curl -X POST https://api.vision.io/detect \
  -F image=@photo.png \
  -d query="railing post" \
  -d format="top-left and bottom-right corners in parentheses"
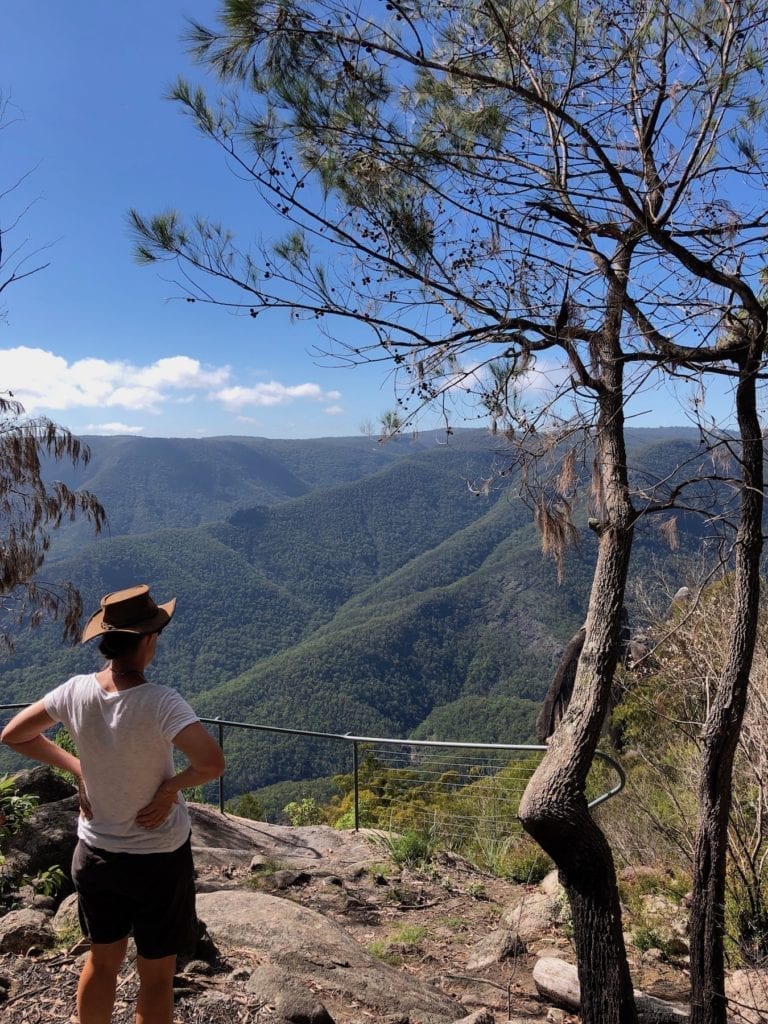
top-left (216, 718), bottom-right (225, 814)
top-left (353, 740), bottom-right (360, 832)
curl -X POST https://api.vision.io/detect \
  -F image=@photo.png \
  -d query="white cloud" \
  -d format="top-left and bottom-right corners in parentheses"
top-left (0, 346), bottom-right (346, 427)
top-left (216, 381), bottom-right (342, 409)
top-left (324, 404), bottom-right (344, 415)
top-left (0, 346), bottom-right (232, 414)
top-left (135, 355), bottom-right (229, 390)
top-left (83, 422), bottom-right (145, 435)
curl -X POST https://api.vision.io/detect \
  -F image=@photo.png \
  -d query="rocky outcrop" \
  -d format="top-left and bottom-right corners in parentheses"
top-left (0, 767), bottom-right (700, 1024)
top-left (1, 794), bottom-right (79, 887)
top-left (197, 890), bottom-right (463, 1023)
top-left (189, 804), bottom-right (383, 872)
top-left (7, 766), bottom-right (76, 806)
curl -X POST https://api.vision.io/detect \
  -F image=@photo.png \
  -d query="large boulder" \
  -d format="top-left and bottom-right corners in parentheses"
top-left (52, 893), bottom-right (80, 935)
top-left (500, 890), bottom-right (563, 944)
top-left (188, 804), bottom-right (380, 872)
top-left (245, 964), bottom-right (335, 1023)
top-left (725, 969), bottom-right (768, 1024)
top-left (1, 795), bottom-right (79, 886)
top-left (10, 766), bottom-right (76, 805)
top-left (0, 909), bottom-right (55, 954)
top-left (197, 890), bottom-right (463, 1023)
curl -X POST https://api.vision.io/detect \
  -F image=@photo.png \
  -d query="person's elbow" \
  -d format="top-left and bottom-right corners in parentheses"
top-left (174, 722), bottom-right (226, 782)
top-left (1, 721), bottom-right (29, 750)
top-left (194, 746), bottom-right (225, 782)
top-left (1, 702), bottom-right (54, 750)
top-left (209, 747), bottom-right (226, 780)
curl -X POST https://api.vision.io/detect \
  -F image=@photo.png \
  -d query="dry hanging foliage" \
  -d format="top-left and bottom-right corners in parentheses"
top-left (0, 393), bottom-right (105, 650)
top-left (534, 494), bottom-right (579, 584)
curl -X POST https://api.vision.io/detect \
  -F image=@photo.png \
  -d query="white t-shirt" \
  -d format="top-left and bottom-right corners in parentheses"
top-left (44, 674), bottom-right (198, 853)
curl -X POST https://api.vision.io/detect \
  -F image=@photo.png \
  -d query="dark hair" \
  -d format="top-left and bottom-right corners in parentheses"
top-left (98, 631), bottom-right (148, 660)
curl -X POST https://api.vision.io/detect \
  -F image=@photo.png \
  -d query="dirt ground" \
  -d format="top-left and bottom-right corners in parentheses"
top-left (0, 845), bottom-right (690, 1024)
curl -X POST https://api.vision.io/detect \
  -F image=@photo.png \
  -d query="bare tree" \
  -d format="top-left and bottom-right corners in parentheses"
top-left (131, 2), bottom-right (768, 1020)
top-left (0, 98), bottom-right (104, 647)
top-left (0, 96), bottom-right (50, 324)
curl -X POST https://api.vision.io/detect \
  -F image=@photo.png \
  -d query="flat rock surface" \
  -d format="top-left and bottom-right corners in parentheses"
top-left (189, 805), bottom-right (384, 870)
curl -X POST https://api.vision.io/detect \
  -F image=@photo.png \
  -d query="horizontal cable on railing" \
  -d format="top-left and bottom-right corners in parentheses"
top-left (0, 705), bottom-right (625, 833)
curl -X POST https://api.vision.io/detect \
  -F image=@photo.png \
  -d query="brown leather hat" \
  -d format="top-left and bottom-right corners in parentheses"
top-left (81, 585), bottom-right (176, 643)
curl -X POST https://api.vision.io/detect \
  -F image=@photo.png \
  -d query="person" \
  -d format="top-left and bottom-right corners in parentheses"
top-left (1, 584), bottom-right (225, 1024)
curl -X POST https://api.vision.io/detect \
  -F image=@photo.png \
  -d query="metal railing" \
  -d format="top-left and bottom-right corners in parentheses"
top-left (1, 704), bottom-right (625, 833)
top-left (197, 717), bottom-right (624, 829)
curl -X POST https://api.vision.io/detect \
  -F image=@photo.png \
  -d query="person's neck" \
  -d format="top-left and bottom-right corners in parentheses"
top-left (109, 663), bottom-right (148, 689)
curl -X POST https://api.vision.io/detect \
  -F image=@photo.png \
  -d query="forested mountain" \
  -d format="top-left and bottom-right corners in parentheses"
top-left (46, 430), bottom-right (490, 546)
top-left (1, 427), bottom-right (710, 788)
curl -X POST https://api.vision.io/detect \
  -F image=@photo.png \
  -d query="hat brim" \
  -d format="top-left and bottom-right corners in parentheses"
top-left (80, 598), bottom-right (176, 644)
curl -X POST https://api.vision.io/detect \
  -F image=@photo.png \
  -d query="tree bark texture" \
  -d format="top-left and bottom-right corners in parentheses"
top-left (520, 254), bottom-right (638, 1024)
top-left (689, 354), bottom-right (765, 1024)
top-left (520, 522), bottom-right (637, 1024)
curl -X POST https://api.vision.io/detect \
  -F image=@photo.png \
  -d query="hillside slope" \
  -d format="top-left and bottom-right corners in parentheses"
top-left (2, 427), bottom-right (716, 790)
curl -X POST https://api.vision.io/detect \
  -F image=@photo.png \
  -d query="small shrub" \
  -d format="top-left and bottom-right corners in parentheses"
top-left (466, 881), bottom-right (488, 900)
top-left (283, 797), bottom-right (325, 826)
top-left (0, 774), bottom-right (39, 844)
top-left (246, 856), bottom-right (286, 888)
top-left (25, 865), bottom-right (66, 898)
top-left (54, 918), bottom-right (83, 951)
top-left (631, 924), bottom-right (676, 958)
top-left (393, 924), bottom-right (427, 945)
top-left (368, 924), bottom-right (426, 965)
top-left (367, 939), bottom-right (402, 966)
top-left (441, 916), bottom-right (468, 933)
top-left (618, 868), bottom-right (688, 909)
top-left (380, 829), bottom-right (436, 867)
top-left (503, 839), bottom-right (552, 884)
top-left (726, 886), bottom-right (768, 966)
top-left (366, 862), bottom-right (392, 882)
top-left (52, 729), bottom-right (80, 784)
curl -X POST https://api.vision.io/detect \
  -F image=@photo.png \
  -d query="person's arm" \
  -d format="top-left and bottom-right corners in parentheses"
top-left (1, 701), bottom-right (82, 778)
top-left (135, 721), bottom-right (225, 830)
top-left (1, 701), bottom-right (92, 818)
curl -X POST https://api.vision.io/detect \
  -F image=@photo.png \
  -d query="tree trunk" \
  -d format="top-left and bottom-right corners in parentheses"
top-left (689, 355), bottom-right (764, 1024)
top-left (520, 517), bottom-right (637, 1024)
top-left (520, 250), bottom-right (639, 1024)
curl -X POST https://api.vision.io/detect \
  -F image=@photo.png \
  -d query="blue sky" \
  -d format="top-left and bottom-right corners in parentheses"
top-left (0, 0), bottom-right (407, 439)
top-left (0, 2), bottom-right (726, 440)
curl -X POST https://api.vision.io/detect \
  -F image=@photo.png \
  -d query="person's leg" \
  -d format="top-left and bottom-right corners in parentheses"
top-left (135, 953), bottom-right (177, 1024)
top-left (76, 937), bottom-right (129, 1024)
top-left (131, 836), bottom-right (195, 1023)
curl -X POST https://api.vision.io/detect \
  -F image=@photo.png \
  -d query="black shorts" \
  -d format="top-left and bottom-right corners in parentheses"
top-left (71, 834), bottom-right (197, 959)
